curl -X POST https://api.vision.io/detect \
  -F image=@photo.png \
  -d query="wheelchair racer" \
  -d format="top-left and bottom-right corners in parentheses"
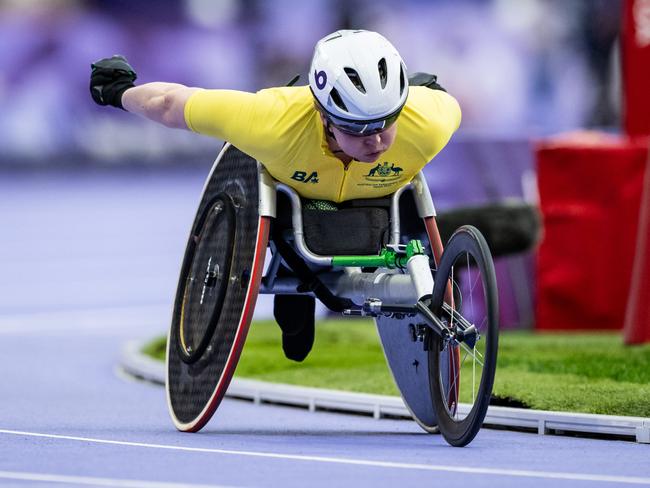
top-left (90, 29), bottom-right (461, 362)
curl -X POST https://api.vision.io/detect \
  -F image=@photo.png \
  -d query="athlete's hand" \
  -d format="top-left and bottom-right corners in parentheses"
top-left (90, 55), bottom-right (137, 110)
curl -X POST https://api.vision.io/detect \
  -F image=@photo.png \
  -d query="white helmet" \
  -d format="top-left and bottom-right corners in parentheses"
top-left (309, 30), bottom-right (408, 135)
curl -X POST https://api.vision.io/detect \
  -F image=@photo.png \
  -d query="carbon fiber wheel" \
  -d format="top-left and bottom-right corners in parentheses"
top-left (166, 145), bottom-right (269, 432)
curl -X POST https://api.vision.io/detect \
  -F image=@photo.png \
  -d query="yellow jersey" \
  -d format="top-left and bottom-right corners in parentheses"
top-left (184, 85), bottom-right (461, 203)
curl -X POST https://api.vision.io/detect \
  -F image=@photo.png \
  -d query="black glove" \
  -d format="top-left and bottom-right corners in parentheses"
top-left (90, 55), bottom-right (137, 110)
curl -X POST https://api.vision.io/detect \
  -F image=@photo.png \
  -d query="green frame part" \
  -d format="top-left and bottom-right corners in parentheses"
top-left (331, 239), bottom-right (425, 269)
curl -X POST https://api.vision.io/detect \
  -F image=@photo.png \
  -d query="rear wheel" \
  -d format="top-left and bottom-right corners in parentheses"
top-left (429, 225), bottom-right (499, 447)
top-left (166, 145), bottom-right (269, 432)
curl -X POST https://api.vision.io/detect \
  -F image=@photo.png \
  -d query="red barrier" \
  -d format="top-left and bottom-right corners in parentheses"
top-left (534, 0), bottom-right (650, 337)
top-left (622, 0), bottom-right (650, 136)
top-left (536, 134), bottom-right (649, 330)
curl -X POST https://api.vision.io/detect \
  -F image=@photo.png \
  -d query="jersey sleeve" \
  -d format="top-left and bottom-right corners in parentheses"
top-left (183, 88), bottom-right (283, 161)
top-left (422, 88), bottom-right (462, 139)
top-left (406, 87), bottom-right (462, 161)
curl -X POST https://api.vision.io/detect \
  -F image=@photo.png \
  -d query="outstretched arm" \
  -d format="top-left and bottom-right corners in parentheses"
top-left (90, 55), bottom-right (200, 129)
top-left (121, 83), bottom-right (199, 129)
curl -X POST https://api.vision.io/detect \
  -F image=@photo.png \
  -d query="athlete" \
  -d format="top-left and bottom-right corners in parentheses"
top-left (90, 29), bottom-right (461, 362)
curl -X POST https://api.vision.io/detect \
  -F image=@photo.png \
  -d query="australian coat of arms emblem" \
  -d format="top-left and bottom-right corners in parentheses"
top-left (366, 161), bottom-right (403, 180)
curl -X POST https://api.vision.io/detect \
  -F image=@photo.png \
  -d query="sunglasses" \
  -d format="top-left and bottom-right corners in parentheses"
top-left (325, 108), bottom-right (402, 137)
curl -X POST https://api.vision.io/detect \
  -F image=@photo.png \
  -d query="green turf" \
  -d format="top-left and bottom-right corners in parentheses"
top-left (145, 319), bottom-right (650, 417)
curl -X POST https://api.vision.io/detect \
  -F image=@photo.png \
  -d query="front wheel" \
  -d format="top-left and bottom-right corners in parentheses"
top-left (429, 225), bottom-right (499, 447)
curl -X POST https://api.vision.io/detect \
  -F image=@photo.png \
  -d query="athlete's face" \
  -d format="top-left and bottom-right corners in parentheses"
top-left (330, 124), bottom-right (398, 163)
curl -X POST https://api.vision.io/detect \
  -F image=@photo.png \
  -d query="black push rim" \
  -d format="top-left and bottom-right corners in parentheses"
top-left (176, 193), bottom-right (237, 364)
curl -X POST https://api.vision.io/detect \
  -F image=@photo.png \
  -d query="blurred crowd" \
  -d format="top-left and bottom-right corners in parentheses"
top-left (0, 0), bottom-right (622, 163)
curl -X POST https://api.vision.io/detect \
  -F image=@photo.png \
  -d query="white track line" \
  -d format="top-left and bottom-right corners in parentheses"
top-left (0, 471), bottom-right (233, 488)
top-left (0, 304), bottom-right (168, 320)
top-left (0, 304), bottom-right (169, 335)
top-left (1, 429), bottom-right (649, 485)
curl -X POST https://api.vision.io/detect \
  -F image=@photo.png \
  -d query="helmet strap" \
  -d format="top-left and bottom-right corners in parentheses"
top-left (323, 119), bottom-right (351, 162)
top-left (324, 120), bottom-right (337, 141)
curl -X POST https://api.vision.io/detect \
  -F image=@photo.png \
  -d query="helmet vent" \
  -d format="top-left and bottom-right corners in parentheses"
top-left (329, 88), bottom-right (348, 112)
top-left (399, 63), bottom-right (406, 95)
top-left (378, 58), bottom-right (388, 89)
top-left (344, 68), bottom-right (366, 94)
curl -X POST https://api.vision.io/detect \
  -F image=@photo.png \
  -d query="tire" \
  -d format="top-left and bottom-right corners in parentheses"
top-left (428, 225), bottom-right (499, 447)
top-left (166, 145), bottom-right (269, 432)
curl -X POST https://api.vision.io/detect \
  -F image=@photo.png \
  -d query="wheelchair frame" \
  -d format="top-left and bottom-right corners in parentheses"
top-left (257, 165), bottom-right (440, 308)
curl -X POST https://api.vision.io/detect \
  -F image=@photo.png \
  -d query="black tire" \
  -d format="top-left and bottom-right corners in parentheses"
top-left (429, 225), bottom-right (499, 447)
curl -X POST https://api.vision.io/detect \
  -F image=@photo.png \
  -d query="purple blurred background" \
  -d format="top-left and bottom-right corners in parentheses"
top-left (0, 0), bottom-right (622, 164)
top-left (0, 0), bottom-right (624, 328)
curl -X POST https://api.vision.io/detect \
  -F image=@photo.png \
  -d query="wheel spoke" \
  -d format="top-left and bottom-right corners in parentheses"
top-left (449, 349), bottom-right (459, 414)
top-left (466, 253), bottom-right (475, 320)
top-left (472, 345), bottom-right (476, 400)
top-left (459, 342), bottom-right (484, 365)
top-left (450, 266), bottom-right (455, 329)
top-left (442, 345), bottom-right (461, 417)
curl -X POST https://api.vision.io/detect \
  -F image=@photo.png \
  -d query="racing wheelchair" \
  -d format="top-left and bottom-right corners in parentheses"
top-left (165, 143), bottom-right (499, 447)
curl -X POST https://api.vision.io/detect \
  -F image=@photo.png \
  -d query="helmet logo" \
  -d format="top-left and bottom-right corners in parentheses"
top-left (314, 70), bottom-right (327, 90)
